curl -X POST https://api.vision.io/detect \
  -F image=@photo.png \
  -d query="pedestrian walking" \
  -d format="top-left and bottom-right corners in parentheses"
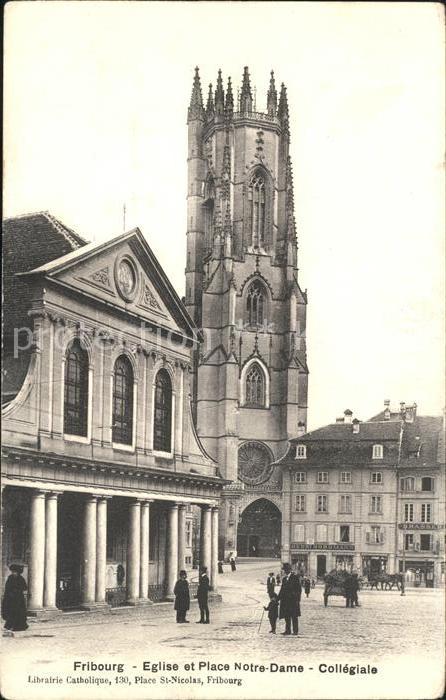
top-left (264, 593), bottom-right (279, 634)
top-left (277, 562), bottom-right (301, 636)
top-left (267, 572), bottom-right (276, 598)
top-left (351, 573), bottom-right (360, 607)
top-left (304, 577), bottom-right (311, 598)
top-left (173, 570), bottom-right (190, 623)
top-left (345, 573), bottom-right (355, 608)
top-left (218, 560), bottom-right (224, 574)
top-left (2, 564), bottom-right (28, 634)
top-left (196, 567), bottom-right (210, 624)
top-left (230, 557), bottom-right (236, 572)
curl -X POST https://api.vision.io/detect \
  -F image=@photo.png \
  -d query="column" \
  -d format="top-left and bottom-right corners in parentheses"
top-left (177, 504), bottom-right (187, 573)
top-left (28, 490), bottom-right (46, 612)
top-left (43, 492), bottom-right (59, 609)
top-left (81, 495), bottom-right (97, 606)
top-left (127, 500), bottom-right (141, 604)
top-left (166, 503), bottom-right (179, 598)
top-left (200, 505), bottom-right (212, 572)
top-left (95, 497), bottom-right (108, 604)
top-left (139, 500), bottom-right (152, 601)
top-left (211, 506), bottom-right (219, 590)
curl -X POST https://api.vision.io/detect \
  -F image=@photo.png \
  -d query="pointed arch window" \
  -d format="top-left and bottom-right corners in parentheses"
top-left (246, 280), bottom-right (266, 327)
top-left (249, 173), bottom-right (265, 247)
top-left (112, 355), bottom-right (134, 445)
top-left (153, 369), bottom-right (172, 452)
top-left (204, 177), bottom-right (215, 253)
top-left (64, 339), bottom-right (89, 436)
top-left (245, 362), bottom-right (266, 407)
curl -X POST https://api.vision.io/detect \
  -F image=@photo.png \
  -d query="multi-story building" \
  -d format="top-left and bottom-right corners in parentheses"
top-left (185, 67), bottom-right (309, 559)
top-left (1, 212), bottom-right (224, 616)
top-left (277, 402), bottom-right (445, 586)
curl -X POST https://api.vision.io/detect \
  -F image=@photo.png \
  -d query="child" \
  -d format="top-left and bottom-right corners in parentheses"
top-left (173, 570), bottom-right (190, 623)
top-left (264, 593), bottom-right (279, 634)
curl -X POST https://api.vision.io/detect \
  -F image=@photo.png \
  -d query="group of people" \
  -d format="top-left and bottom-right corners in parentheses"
top-left (173, 567), bottom-right (211, 624)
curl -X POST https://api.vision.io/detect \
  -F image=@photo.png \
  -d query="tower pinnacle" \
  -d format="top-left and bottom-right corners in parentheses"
top-left (240, 66), bottom-right (253, 113)
top-left (188, 66), bottom-right (204, 121)
top-left (267, 70), bottom-right (277, 116)
top-left (225, 77), bottom-right (234, 119)
top-left (278, 82), bottom-right (290, 135)
top-left (206, 83), bottom-right (215, 119)
top-left (215, 69), bottom-right (225, 116)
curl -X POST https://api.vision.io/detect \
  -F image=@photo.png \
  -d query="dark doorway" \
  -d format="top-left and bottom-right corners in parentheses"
top-left (57, 493), bottom-right (83, 610)
top-left (237, 499), bottom-right (281, 558)
top-left (317, 555), bottom-right (327, 578)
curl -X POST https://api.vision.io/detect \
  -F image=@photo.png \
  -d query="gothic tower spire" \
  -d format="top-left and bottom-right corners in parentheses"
top-left (278, 82), bottom-right (290, 137)
top-left (225, 77), bottom-right (234, 119)
top-left (206, 83), bottom-right (215, 120)
top-left (215, 69), bottom-right (225, 116)
top-left (240, 66), bottom-right (253, 113)
top-left (188, 66), bottom-right (204, 121)
top-left (267, 70), bottom-right (277, 116)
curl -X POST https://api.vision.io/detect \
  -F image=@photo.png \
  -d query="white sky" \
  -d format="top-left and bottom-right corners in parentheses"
top-left (4, 1), bottom-right (445, 430)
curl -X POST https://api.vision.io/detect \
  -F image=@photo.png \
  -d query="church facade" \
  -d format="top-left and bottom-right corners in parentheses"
top-left (185, 67), bottom-right (309, 560)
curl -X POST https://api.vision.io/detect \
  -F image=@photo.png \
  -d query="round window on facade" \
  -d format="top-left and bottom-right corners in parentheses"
top-left (114, 256), bottom-right (139, 302)
top-left (238, 441), bottom-right (273, 486)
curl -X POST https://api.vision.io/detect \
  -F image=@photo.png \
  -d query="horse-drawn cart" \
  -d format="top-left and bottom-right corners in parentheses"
top-left (323, 570), bottom-right (349, 606)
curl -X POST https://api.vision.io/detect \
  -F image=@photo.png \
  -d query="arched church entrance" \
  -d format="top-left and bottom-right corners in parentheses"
top-left (237, 499), bottom-right (281, 558)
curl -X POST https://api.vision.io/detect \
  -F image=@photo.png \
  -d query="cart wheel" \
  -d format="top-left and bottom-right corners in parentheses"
top-left (324, 596), bottom-right (328, 607)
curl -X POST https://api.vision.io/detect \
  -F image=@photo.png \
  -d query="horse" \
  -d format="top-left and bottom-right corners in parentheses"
top-left (368, 573), bottom-right (402, 590)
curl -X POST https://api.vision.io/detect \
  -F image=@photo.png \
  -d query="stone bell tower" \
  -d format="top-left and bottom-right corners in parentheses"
top-left (185, 67), bottom-right (309, 561)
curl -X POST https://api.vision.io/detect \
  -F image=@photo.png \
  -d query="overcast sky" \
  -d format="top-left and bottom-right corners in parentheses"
top-left (4, 2), bottom-right (445, 430)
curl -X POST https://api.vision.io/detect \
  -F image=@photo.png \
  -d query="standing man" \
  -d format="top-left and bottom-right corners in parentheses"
top-left (196, 567), bottom-right (210, 624)
top-left (277, 563), bottom-right (301, 636)
top-left (267, 572), bottom-right (276, 598)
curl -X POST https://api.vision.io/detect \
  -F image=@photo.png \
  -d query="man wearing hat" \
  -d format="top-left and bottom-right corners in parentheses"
top-left (2, 564), bottom-right (28, 634)
top-left (196, 566), bottom-right (211, 624)
top-left (277, 562), bottom-right (301, 635)
top-left (267, 572), bottom-right (276, 598)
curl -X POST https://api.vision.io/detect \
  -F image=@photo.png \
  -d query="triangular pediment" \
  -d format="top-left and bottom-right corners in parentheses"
top-left (23, 229), bottom-right (195, 339)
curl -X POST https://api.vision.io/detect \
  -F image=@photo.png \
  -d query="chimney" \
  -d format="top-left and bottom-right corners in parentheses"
top-left (352, 418), bottom-right (360, 434)
top-left (400, 401), bottom-right (406, 420)
top-left (297, 421), bottom-right (306, 436)
top-left (384, 399), bottom-right (391, 421)
top-left (344, 409), bottom-right (353, 424)
top-left (405, 403), bottom-right (417, 423)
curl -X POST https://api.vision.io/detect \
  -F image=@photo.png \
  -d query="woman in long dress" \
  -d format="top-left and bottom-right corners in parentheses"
top-left (2, 564), bottom-right (28, 633)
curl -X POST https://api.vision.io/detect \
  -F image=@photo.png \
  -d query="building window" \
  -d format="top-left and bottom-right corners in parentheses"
top-left (112, 355), bottom-right (134, 445)
top-left (185, 520), bottom-right (192, 548)
top-left (340, 471), bottom-right (351, 484)
top-left (421, 503), bottom-right (432, 523)
top-left (421, 477), bottom-right (434, 492)
top-left (246, 280), bottom-right (266, 327)
top-left (294, 471), bottom-right (306, 482)
top-left (295, 495), bottom-right (306, 512)
top-left (295, 446), bottom-right (307, 460)
top-left (369, 526), bottom-right (383, 544)
top-left (370, 496), bottom-right (382, 514)
top-left (340, 525), bottom-right (350, 543)
top-left (316, 495), bottom-right (328, 513)
top-left (404, 503), bottom-right (414, 522)
top-left (153, 369), bottom-right (172, 452)
top-left (294, 524), bottom-right (305, 542)
top-left (245, 362), bottom-right (266, 407)
top-left (372, 444), bottom-right (384, 459)
top-left (339, 495), bottom-right (352, 514)
top-left (371, 472), bottom-right (383, 484)
top-left (404, 533), bottom-right (414, 551)
top-left (249, 172), bottom-right (266, 247)
top-left (64, 339), bottom-right (89, 436)
top-left (420, 534), bottom-right (431, 551)
top-left (317, 471), bottom-right (328, 484)
top-left (401, 477), bottom-right (415, 491)
top-left (316, 524), bottom-right (328, 542)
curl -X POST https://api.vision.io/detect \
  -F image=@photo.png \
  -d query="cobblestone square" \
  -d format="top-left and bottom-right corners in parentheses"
top-left (1, 561), bottom-right (444, 699)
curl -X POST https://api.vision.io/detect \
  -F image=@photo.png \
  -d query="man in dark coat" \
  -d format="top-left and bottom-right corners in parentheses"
top-left (173, 570), bottom-right (190, 623)
top-left (345, 573), bottom-right (355, 608)
top-left (2, 564), bottom-right (28, 633)
top-left (267, 572), bottom-right (276, 598)
top-left (196, 567), bottom-right (210, 624)
top-left (351, 573), bottom-right (360, 607)
top-left (277, 563), bottom-right (301, 635)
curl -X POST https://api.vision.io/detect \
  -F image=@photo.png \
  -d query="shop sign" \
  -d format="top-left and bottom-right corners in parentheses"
top-left (398, 523), bottom-right (440, 530)
top-left (290, 543), bottom-right (355, 551)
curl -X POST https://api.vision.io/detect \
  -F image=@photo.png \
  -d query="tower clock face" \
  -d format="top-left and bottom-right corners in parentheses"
top-left (238, 441), bottom-right (273, 486)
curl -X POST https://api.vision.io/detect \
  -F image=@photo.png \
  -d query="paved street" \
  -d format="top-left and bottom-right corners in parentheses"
top-left (1, 560), bottom-right (444, 699)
